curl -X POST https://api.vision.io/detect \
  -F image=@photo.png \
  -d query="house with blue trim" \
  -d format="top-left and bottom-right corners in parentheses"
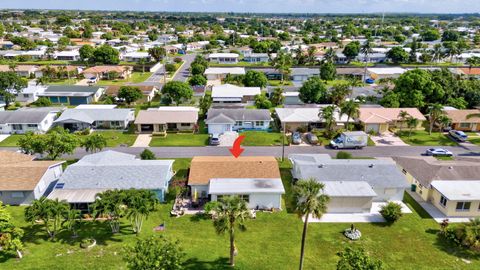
top-left (48, 151), bottom-right (174, 211)
top-left (38, 85), bottom-right (105, 105)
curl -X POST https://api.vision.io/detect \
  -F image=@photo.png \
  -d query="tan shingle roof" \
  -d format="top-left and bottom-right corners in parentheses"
top-left (82, 65), bottom-right (131, 74)
top-left (106, 85), bottom-right (157, 96)
top-left (444, 109), bottom-right (480, 123)
top-left (359, 108), bottom-right (426, 124)
top-left (0, 151), bottom-right (64, 191)
top-left (134, 110), bottom-right (198, 124)
top-left (188, 156), bottom-right (281, 185)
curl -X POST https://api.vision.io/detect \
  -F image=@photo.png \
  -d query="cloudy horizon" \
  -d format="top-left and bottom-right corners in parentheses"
top-left (0, 0), bottom-right (479, 14)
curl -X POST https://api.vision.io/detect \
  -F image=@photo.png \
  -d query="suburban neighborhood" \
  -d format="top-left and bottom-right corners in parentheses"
top-left (1, 3), bottom-right (480, 270)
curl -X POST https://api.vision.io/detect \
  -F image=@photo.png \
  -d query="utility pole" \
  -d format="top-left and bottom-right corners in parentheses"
top-left (281, 122), bottom-right (286, 161)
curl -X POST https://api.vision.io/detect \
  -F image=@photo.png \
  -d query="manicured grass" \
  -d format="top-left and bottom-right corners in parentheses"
top-left (241, 131), bottom-right (287, 146)
top-left (47, 78), bottom-right (79, 85)
top-left (397, 130), bottom-right (458, 146)
top-left (149, 133), bottom-right (210, 147)
top-left (209, 61), bottom-right (270, 67)
top-left (87, 131), bottom-right (137, 147)
top-left (0, 134), bottom-right (23, 147)
top-left (3, 177), bottom-right (480, 269)
top-left (268, 80), bottom-right (293, 86)
top-left (96, 72), bottom-right (152, 86)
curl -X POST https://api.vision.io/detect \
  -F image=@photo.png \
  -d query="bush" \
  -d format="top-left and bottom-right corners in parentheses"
top-left (173, 57), bottom-right (182, 63)
top-left (336, 151), bottom-right (352, 159)
top-left (140, 149), bottom-right (156, 160)
top-left (33, 97), bottom-right (53, 107)
top-left (296, 126), bottom-right (307, 133)
top-left (380, 202), bottom-right (403, 223)
top-left (165, 63), bottom-right (177, 73)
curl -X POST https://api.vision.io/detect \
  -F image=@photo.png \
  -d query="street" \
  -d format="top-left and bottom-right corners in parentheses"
top-left (3, 144), bottom-right (478, 160)
top-left (172, 53), bottom-right (196, 82)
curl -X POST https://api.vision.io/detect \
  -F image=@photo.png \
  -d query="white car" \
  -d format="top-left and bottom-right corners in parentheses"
top-left (449, 130), bottom-right (468, 142)
top-left (425, 148), bottom-right (453, 157)
top-left (87, 77), bottom-right (98, 84)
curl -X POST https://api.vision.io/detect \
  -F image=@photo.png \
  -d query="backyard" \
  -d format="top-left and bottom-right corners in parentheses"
top-left (1, 159), bottom-right (479, 270)
top-left (149, 133), bottom-right (210, 147)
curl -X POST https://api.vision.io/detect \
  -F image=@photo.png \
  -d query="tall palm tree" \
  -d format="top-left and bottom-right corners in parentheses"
top-left (464, 218), bottom-right (480, 249)
top-left (466, 56), bottom-right (480, 73)
top-left (437, 115), bottom-right (451, 133)
top-left (431, 44), bottom-right (443, 63)
top-left (271, 51), bottom-right (293, 82)
top-left (398, 110), bottom-right (410, 133)
top-left (125, 190), bottom-right (158, 235)
top-left (360, 41), bottom-right (373, 82)
top-left (211, 195), bottom-right (250, 267)
top-left (428, 103), bottom-right (445, 135)
top-left (318, 105), bottom-right (337, 138)
top-left (24, 197), bottom-right (69, 240)
top-left (293, 179), bottom-right (329, 270)
top-left (323, 48), bottom-right (336, 63)
top-left (340, 100), bottom-right (360, 131)
top-left (307, 46), bottom-right (316, 65)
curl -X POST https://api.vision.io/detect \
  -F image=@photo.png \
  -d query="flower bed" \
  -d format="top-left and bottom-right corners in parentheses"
top-left (344, 228), bottom-right (362, 240)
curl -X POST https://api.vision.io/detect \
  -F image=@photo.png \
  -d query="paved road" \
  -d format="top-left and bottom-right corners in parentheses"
top-left (4, 144), bottom-right (478, 160)
top-left (172, 53), bottom-right (196, 82)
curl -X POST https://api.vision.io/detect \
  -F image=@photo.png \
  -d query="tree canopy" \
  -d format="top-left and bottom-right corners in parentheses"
top-left (243, 70), bottom-right (268, 88)
top-left (298, 77), bottom-right (328, 104)
top-left (162, 81), bottom-right (193, 105)
top-left (118, 86), bottom-right (143, 105)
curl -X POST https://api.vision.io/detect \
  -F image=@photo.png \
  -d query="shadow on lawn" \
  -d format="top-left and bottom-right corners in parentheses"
top-left (183, 257), bottom-right (230, 270)
top-left (434, 233), bottom-right (480, 262)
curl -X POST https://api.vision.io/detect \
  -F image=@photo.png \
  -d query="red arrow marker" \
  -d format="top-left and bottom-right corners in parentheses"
top-left (229, 135), bottom-right (246, 158)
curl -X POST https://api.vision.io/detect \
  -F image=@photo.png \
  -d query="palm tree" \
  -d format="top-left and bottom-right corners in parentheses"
top-left (271, 51), bottom-right (293, 82)
top-left (24, 197), bottom-right (69, 240)
top-left (432, 44), bottom-right (443, 63)
top-left (406, 117), bottom-right (419, 138)
top-left (8, 62), bottom-right (17, 72)
top-left (91, 190), bottom-right (127, 233)
top-left (360, 41), bottom-right (373, 82)
top-left (428, 103), bottom-right (445, 135)
top-left (62, 209), bottom-right (81, 238)
top-left (323, 48), bottom-right (336, 63)
top-left (318, 105), bottom-right (337, 138)
top-left (466, 56), bottom-right (480, 73)
top-left (340, 100), bottom-right (360, 131)
top-left (125, 190), bottom-right (158, 235)
top-left (293, 179), bottom-right (329, 270)
top-left (398, 110), bottom-right (410, 133)
top-left (437, 115), bottom-right (451, 133)
top-left (464, 218), bottom-right (480, 249)
top-left (211, 196), bottom-right (250, 267)
top-left (329, 82), bottom-right (351, 105)
top-left (307, 46), bottom-right (316, 65)
top-left (138, 58), bottom-right (147, 74)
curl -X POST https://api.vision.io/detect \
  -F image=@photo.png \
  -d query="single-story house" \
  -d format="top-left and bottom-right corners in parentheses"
top-left (105, 85), bottom-right (159, 102)
top-left (367, 67), bottom-right (407, 80)
top-left (0, 107), bottom-right (61, 134)
top-left (122, 51), bottom-right (151, 62)
top-left (204, 67), bottom-right (246, 81)
top-left (134, 106), bottom-right (199, 133)
top-left (54, 50), bottom-right (80, 61)
top-left (358, 107), bottom-right (426, 134)
top-left (211, 84), bottom-right (261, 104)
top-left (290, 154), bottom-right (409, 213)
top-left (443, 109), bottom-right (480, 132)
top-left (275, 106), bottom-right (348, 132)
top-left (0, 65), bottom-right (39, 78)
top-left (0, 151), bottom-right (64, 205)
top-left (38, 85), bottom-right (105, 105)
top-left (54, 105), bottom-right (134, 131)
top-left (82, 65), bottom-right (133, 80)
top-left (48, 151), bottom-right (174, 210)
top-left (208, 53), bottom-right (239, 64)
top-left (243, 53), bottom-right (269, 63)
top-left (205, 108), bottom-right (271, 134)
top-left (290, 68), bottom-right (320, 83)
top-left (188, 156), bottom-right (284, 209)
top-left (13, 84), bottom-right (46, 103)
top-left (393, 156), bottom-right (480, 218)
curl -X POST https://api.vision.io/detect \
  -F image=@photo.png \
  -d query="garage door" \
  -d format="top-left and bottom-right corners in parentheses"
top-left (208, 124), bottom-right (230, 134)
top-left (366, 124), bottom-right (379, 133)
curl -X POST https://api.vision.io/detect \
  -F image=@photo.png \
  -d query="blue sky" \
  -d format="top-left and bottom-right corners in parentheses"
top-left (0, 0), bottom-right (479, 13)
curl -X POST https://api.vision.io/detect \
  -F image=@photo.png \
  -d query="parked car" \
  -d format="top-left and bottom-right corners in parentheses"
top-left (306, 133), bottom-right (318, 145)
top-left (425, 148), bottom-right (453, 157)
top-left (365, 78), bottom-right (375, 84)
top-left (209, 134), bottom-right (220, 146)
top-left (291, 132), bottom-right (302, 145)
top-left (87, 77), bottom-right (98, 84)
top-left (449, 130), bottom-right (468, 142)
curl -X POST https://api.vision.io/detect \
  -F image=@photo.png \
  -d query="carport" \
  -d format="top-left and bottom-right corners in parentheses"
top-left (323, 181), bottom-right (377, 213)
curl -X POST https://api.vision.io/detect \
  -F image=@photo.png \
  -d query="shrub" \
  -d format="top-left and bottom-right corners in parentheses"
top-left (336, 151), bottom-right (352, 159)
top-left (173, 57), bottom-right (182, 63)
top-left (33, 97), bottom-right (52, 107)
top-left (380, 202), bottom-right (403, 223)
top-left (140, 149), bottom-right (156, 160)
top-left (165, 63), bottom-right (177, 73)
top-left (296, 126), bottom-right (307, 133)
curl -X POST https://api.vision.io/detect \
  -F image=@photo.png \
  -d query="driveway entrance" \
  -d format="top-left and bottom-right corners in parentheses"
top-left (370, 132), bottom-right (408, 146)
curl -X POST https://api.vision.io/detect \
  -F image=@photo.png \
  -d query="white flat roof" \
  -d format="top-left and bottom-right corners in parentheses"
top-left (367, 67), bottom-right (406, 75)
top-left (431, 180), bottom-right (480, 201)
top-left (204, 67), bottom-right (246, 75)
top-left (208, 178), bottom-right (285, 195)
top-left (212, 84), bottom-right (261, 98)
top-left (156, 106), bottom-right (199, 112)
top-left (322, 181), bottom-right (377, 197)
top-left (209, 53), bottom-right (239, 58)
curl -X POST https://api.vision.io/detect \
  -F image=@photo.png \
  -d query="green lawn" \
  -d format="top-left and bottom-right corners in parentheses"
top-left (2, 159), bottom-right (479, 269)
top-left (268, 80), bottom-right (293, 87)
top-left (96, 72), bottom-right (152, 86)
top-left (397, 130), bottom-right (458, 146)
top-left (0, 134), bottom-right (23, 147)
top-left (47, 78), bottom-right (79, 85)
top-left (149, 133), bottom-right (210, 147)
top-left (241, 131), bottom-right (287, 146)
top-left (209, 61), bottom-right (270, 67)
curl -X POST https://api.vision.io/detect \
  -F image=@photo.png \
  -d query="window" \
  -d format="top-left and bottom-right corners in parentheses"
top-left (111, 121), bottom-right (121, 127)
top-left (460, 123), bottom-right (471, 128)
top-left (181, 123), bottom-right (191, 127)
top-left (11, 124), bottom-right (23, 130)
top-left (0, 191), bottom-right (3, 196)
top-left (27, 124), bottom-right (37, 128)
top-left (11, 192), bottom-right (24, 198)
top-left (440, 196), bottom-right (447, 207)
top-left (55, 183), bottom-right (65, 189)
top-left (23, 94), bottom-right (30, 98)
top-left (456, 202), bottom-right (471, 211)
top-left (235, 121), bottom-right (242, 126)
top-left (239, 195), bottom-right (250, 203)
top-left (255, 121), bottom-right (264, 126)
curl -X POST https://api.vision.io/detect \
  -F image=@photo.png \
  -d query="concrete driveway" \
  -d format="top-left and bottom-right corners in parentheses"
top-left (131, 134), bottom-right (150, 147)
top-left (370, 132), bottom-right (408, 146)
top-left (219, 131), bottom-right (238, 147)
top-left (0, 134), bottom-right (10, 143)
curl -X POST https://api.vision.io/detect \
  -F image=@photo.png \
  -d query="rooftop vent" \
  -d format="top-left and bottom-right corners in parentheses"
top-left (369, 164), bottom-right (374, 168)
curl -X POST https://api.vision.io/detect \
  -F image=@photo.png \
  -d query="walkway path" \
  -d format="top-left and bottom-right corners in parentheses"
top-left (131, 134), bottom-right (151, 147)
top-left (406, 190), bottom-right (470, 223)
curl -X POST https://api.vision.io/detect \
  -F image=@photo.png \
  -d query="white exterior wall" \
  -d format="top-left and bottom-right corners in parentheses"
top-left (211, 193), bottom-right (282, 209)
top-left (327, 197), bottom-right (373, 213)
top-left (207, 124), bottom-right (233, 134)
top-left (33, 164), bottom-right (63, 199)
top-left (232, 121), bottom-right (270, 131)
top-left (372, 188), bottom-right (405, 202)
